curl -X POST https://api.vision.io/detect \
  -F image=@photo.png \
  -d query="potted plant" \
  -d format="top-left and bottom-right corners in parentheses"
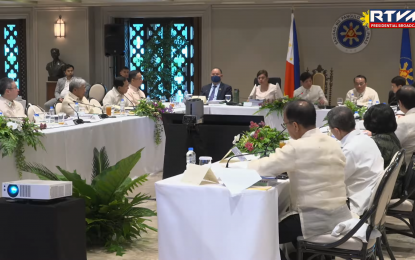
top-left (22, 147), bottom-right (156, 256)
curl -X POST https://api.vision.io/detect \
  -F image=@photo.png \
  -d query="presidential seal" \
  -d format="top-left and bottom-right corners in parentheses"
top-left (332, 13), bottom-right (371, 54)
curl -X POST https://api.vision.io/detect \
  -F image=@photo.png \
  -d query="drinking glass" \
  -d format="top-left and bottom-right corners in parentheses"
top-left (79, 106), bottom-right (86, 116)
top-left (45, 113), bottom-right (51, 123)
top-left (337, 98), bottom-right (343, 106)
top-left (225, 94), bottom-right (232, 103)
top-left (58, 113), bottom-right (65, 125)
top-left (199, 156), bottom-right (212, 166)
top-left (39, 112), bottom-right (46, 123)
top-left (105, 105), bottom-right (112, 116)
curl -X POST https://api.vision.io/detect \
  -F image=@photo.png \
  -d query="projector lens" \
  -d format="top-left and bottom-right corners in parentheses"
top-left (7, 185), bottom-right (19, 198)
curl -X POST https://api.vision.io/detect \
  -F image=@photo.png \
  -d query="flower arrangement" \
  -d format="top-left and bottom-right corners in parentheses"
top-left (133, 99), bottom-right (173, 145)
top-left (344, 100), bottom-right (367, 118)
top-left (0, 116), bottom-right (44, 179)
top-left (254, 96), bottom-right (300, 117)
top-left (234, 121), bottom-right (289, 157)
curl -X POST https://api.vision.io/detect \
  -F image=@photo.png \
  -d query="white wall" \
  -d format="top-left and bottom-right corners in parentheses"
top-left (34, 7), bottom-right (90, 105)
top-left (211, 5), bottom-right (415, 103)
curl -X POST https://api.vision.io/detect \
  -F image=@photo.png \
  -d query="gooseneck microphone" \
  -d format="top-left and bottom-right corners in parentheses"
top-left (68, 103), bottom-right (84, 125)
top-left (123, 95), bottom-right (136, 109)
top-left (75, 100), bottom-right (108, 119)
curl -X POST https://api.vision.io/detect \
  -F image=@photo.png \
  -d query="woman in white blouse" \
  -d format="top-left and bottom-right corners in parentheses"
top-left (249, 70), bottom-right (284, 101)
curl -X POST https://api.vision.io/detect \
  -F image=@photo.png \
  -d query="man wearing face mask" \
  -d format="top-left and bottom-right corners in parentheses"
top-left (201, 68), bottom-right (232, 101)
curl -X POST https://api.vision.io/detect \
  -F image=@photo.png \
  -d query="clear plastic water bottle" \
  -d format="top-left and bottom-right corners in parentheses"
top-left (34, 113), bottom-right (40, 123)
top-left (186, 147), bottom-right (196, 165)
top-left (49, 106), bottom-right (55, 115)
top-left (120, 98), bottom-right (125, 115)
top-left (375, 101), bottom-right (380, 105)
top-left (367, 99), bottom-right (373, 108)
top-left (74, 102), bottom-right (79, 113)
top-left (0, 112), bottom-right (3, 117)
top-left (184, 90), bottom-right (189, 103)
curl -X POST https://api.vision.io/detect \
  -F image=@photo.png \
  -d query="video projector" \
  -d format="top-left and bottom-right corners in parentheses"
top-left (2, 180), bottom-right (72, 200)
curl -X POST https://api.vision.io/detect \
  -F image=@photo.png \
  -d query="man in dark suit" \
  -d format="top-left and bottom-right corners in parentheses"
top-left (201, 68), bottom-right (232, 101)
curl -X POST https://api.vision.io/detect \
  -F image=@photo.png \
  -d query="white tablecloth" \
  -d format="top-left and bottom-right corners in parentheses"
top-left (175, 105), bottom-right (330, 131)
top-left (1, 116), bottom-right (164, 183)
top-left (155, 174), bottom-right (290, 260)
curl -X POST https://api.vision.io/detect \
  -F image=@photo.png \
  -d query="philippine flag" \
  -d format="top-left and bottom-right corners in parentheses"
top-left (284, 12), bottom-right (300, 97)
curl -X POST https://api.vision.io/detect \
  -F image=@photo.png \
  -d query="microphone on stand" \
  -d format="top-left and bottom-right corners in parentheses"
top-left (68, 103), bottom-right (84, 125)
top-left (123, 95), bottom-right (136, 109)
top-left (75, 100), bottom-right (109, 119)
top-left (225, 153), bottom-right (252, 168)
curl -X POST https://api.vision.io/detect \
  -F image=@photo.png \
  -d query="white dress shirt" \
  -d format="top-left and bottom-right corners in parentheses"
top-left (0, 96), bottom-right (26, 117)
top-left (341, 130), bottom-right (384, 216)
top-left (345, 87), bottom-right (380, 106)
top-left (395, 107), bottom-right (415, 166)
top-left (60, 78), bottom-right (73, 99)
top-left (248, 128), bottom-right (352, 238)
top-left (294, 85), bottom-right (328, 105)
top-left (249, 83), bottom-right (283, 100)
top-left (102, 87), bottom-right (133, 108)
top-left (208, 83), bottom-right (221, 100)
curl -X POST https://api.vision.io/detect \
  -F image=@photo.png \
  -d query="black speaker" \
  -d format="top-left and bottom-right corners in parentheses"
top-left (104, 24), bottom-right (125, 56)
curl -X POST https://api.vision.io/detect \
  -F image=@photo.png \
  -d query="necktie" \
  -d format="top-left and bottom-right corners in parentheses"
top-left (209, 85), bottom-right (217, 101)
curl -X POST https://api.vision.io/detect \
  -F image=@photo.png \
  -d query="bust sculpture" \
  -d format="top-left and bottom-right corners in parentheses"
top-left (46, 48), bottom-right (65, 81)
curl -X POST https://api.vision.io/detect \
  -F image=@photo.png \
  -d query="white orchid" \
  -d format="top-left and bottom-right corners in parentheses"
top-left (232, 134), bottom-right (240, 144)
top-left (7, 122), bottom-right (19, 130)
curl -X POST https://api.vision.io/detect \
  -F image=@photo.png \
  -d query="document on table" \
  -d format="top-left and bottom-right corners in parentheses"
top-left (213, 168), bottom-right (261, 197)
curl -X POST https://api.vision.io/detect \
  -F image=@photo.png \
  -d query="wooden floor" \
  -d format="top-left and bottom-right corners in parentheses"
top-left (87, 172), bottom-right (415, 260)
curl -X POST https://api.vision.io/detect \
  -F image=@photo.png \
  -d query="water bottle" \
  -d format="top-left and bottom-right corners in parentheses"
top-left (120, 98), bottom-right (125, 115)
top-left (184, 90), bottom-right (189, 103)
top-left (0, 112), bottom-right (3, 117)
top-left (186, 147), bottom-right (196, 165)
top-left (34, 113), bottom-right (40, 123)
top-left (74, 102), bottom-right (79, 113)
top-left (367, 99), bottom-right (373, 108)
top-left (375, 101), bottom-right (380, 105)
top-left (49, 106), bottom-right (55, 115)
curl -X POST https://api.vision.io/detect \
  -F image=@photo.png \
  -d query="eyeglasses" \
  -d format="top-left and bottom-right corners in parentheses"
top-left (281, 122), bottom-right (293, 128)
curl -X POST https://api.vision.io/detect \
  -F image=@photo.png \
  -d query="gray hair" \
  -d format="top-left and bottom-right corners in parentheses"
top-left (327, 106), bottom-right (356, 132)
top-left (69, 77), bottom-right (86, 93)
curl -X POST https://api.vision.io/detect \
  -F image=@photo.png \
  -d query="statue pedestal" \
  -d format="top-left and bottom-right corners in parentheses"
top-left (47, 81), bottom-right (57, 101)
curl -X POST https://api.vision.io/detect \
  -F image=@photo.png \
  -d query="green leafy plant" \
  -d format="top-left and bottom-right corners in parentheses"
top-left (0, 116), bottom-right (44, 179)
top-left (133, 100), bottom-right (173, 145)
top-left (234, 121), bottom-right (289, 157)
top-left (344, 100), bottom-right (367, 118)
top-left (254, 96), bottom-right (300, 117)
top-left (22, 147), bottom-right (157, 256)
top-left (139, 23), bottom-right (188, 100)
